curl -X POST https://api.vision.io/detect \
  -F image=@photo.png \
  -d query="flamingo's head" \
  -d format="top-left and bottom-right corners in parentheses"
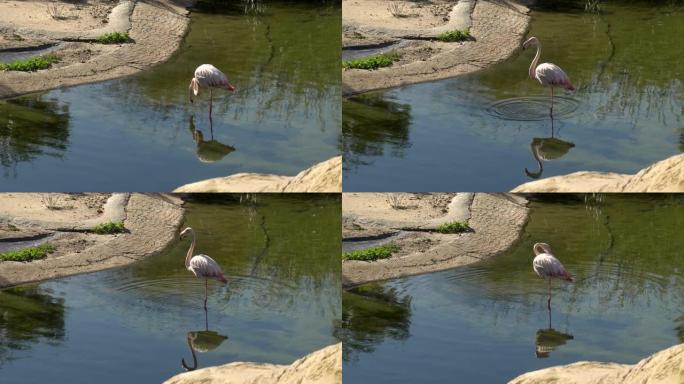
top-left (522, 36), bottom-right (539, 50)
top-left (180, 227), bottom-right (193, 240)
top-left (533, 242), bottom-right (552, 256)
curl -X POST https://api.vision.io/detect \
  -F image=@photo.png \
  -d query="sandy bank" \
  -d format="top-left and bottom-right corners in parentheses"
top-left (0, 193), bottom-right (184, 288)
top-left (342, 193), bottom-right (529, 288)
top-left (509, 343), bottom-right (684, 384)
top-left (342, 0), bottom-right (530, 95)
top-left (513, 153), bottom-right (684, 193)
top-left (0, 0), bottom-right (192, 99)
top-left (174, 156), bottom-right (342, 193)
top-left (163, 343), bottom-right (342, 384)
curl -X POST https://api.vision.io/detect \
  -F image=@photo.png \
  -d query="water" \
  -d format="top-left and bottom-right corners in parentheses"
top-left (0, 2), bottom-right (340, 191)
top-left (342, 3), bottom-right (684, 191)
top-left (0, 194), bottom-right (341, 383)
top-left (341, 194), bottom-right (684, 383)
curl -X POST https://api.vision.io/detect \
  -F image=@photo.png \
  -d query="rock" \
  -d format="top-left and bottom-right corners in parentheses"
top-left (512, 154), bottom-right (684, 192)
top-left (174, 156), bottom-right (342, 193)
top-left (508, 343), bottom-right (684, 384)
top-left (163, 343), bottom-right (342, 384)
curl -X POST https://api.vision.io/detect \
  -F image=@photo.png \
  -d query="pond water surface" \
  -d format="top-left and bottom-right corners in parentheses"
top-left (0, 194), bottom-right (340, 383)
top-left (341, 194), bottom-right (684, 383)
top-left (0, 2), bottom-right (340, 191)
top-left (342, 3), bottom-right (684, 191)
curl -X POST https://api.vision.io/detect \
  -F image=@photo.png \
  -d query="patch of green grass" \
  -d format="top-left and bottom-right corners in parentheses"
top-left (435, 221), bottom-right (471, 234)
top-left (91, 221), bottom-right (126, 234)
top-left (343, 52), bottom-right (401, 70)
top-left (95, 32), bottom-right (132, 44)
top-left (343, 243), bottom-right (399, 261)
top-left (0, 243), bottom-right (55, 262)
top-left (0, 54), bottom-right (60, 71)
top-left (436, 29), bottom-right (471, 42)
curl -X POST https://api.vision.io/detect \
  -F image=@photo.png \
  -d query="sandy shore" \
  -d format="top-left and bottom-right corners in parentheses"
top-left (0, 193), bottom-right (184, 288)
top-left (342, 193), bottom-right (529, 287)
top-left (342, 0), bottom-right (531, 95)
top-left (0, 0), bottom-right (192, 99)
top-left (174, 156), bottom-right (343, 193)
top-left (513, 153), bottom-right (684, 192)
top-left (163, 343), bottom-right (342, 384)
top-left (509, 343), bottom-right (684, 384)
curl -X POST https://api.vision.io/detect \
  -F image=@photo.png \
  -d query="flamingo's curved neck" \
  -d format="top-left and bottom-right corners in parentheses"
top-left (529, 42), bottom-right (541, 80)
top-left (525, 144), bottom-right (544, 179)
top-left (185, 230), bottom-right (196, 268)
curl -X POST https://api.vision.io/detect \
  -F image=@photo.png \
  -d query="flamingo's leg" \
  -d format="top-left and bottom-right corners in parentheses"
top-left (550, 87), bottom-right (554, 118)
top-left (204, 278), bottom-right (208, 311)
top-left (547, 277), bottom-right (552, 311)
top-left (209, 88), bottom-right (213, 122)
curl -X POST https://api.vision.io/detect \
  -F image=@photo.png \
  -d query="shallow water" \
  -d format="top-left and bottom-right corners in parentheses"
top-left (0, 2), bottom-right (340, 191)
top-left (342, 4), bottom-right (684, 191)
top-left (0, 195), bottom-right (341, 383)
top-left (341, 194), bottom-right (684, 383)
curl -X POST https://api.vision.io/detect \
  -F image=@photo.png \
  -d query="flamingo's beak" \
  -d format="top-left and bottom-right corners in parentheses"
top-left (227, 83), bottom-right (236, 92)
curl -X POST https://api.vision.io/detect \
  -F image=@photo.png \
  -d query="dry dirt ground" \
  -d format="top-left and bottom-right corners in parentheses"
top-left (0, 193), bottom-right (184, 287)
top-left (0, 0), bottom-right (193, 98)
top-left (342, 0), bottom-right (531, 95)
top-left (342, 193), bottom-right (529, 287)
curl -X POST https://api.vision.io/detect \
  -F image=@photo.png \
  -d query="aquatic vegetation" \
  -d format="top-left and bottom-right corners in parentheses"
top-left (436, 29), bottom-right (471, 42)
top-left (0, 244), bottom-right (55, 262)
top-left (343, 52), bottom-right (401, 70)
top-left (435, 221), bottom-right (470, 234)
top-left (91, 221), bottom-right (126, 234)
top-left (343, 243), bottom-right (399, 261)
top-left (0, 54), bottom-right (60, 71)
top-left (96, 32), bottom-right (132, 44)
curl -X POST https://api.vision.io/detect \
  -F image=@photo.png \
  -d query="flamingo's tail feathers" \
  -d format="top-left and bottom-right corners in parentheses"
top-left (217, 274), bottom-right (228, 284)
top-left (563, 272), bottom-right (574, 282)
top-left (564, 82), bottom-right (576, 91)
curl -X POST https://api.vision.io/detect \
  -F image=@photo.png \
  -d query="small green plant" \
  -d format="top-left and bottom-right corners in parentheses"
top-left (95, 32), bottom-right (132, 44)
top-left (0, 243), bottom-right (55, 262)
top-left (435, 221), bottom-right (471, 234)
top-left (343, 52), bottom-right (401, 70)
top-left (436, 29), bottom-right (471, 42)
top-left (92, 221), bottom-right (126, 234)
top-left (343, 243), bottom-right (399, 261)
top-left (0, 54), bottom-right (60, 71)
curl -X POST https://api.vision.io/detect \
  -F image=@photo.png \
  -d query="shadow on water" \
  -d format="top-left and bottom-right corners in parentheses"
top-left (0, 97), bottom-right (69, 177)
top-left (340, 94), bottom-right (412, 169)
top-left (342, 3), bottom-right (684, 191)
top-left (336, 284), bottom-right (412, 362)
top-left (343, 194), bottom-right (684, 383)
top-left (0, 286), bottom-right (65, 366)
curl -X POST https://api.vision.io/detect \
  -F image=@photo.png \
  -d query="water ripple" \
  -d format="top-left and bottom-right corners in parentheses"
top-left (486, 96), bottom-right (580, 121)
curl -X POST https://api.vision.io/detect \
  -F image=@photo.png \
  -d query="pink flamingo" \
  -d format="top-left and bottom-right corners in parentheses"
top-left (180, 227), bottom-right (227, 310)
top-left (522, 37), bottom-right (575, 117)
top-left (532, 243), bottom-right (574, 310)
top-left (188, 64), bottom-right (236, 120)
